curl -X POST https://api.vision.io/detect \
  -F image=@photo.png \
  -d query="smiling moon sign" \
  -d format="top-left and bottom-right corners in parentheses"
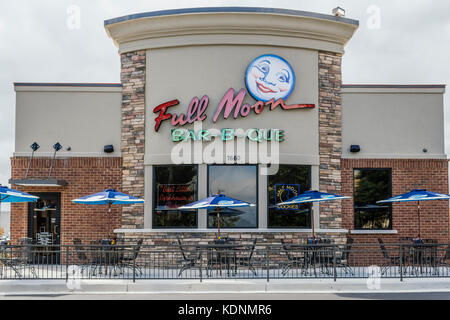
top-left (245, 54), bottom-right (296, 102)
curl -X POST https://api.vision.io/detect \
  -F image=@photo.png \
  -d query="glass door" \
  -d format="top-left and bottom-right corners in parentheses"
top-left (28, 193), bottom-right (61, 264)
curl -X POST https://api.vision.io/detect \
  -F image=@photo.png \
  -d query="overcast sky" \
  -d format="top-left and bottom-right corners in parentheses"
top-left (0, 0), bottom-right (449, 197)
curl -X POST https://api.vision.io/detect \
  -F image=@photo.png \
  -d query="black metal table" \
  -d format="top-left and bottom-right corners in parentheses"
top-left (195, 243), bottom-right (244, 277)
top-left (284, 242), bottom-right (335, 277)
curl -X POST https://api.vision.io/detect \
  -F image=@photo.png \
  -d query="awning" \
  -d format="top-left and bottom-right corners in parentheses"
top-left (9, 179), bottom-right (68, 187)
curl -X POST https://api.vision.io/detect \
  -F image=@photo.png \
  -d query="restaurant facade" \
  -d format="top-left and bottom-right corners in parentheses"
top-left (9, 7), bottom-right (448, 248)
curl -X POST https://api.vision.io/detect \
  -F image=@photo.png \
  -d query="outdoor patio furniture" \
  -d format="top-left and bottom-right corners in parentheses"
top-left (0, 244), bottom-right (22, 278)
top-left (306, 238), bottom-right (335, 276)
top-left (233, 238), bottom-right (257, 276)
top-left (88, 240), bottom-right (104, 276)
top-left (437, 243), bottom-right (450, 270)
top-left (280, 239), bottom-right (307, 276)
top-left (334, 237), bottom-right (354, 275)
top-left (0, 240), bottom-right (38, 279)
top-left (73, 238), bottom-right (90, 275)
top-left (200, 243), bottom-right (241, 277)
top-left (117, 239), bottom-right (143, 277)
top-left (408, 239), bottom-right (439, 275)
top-left (378, 238), bottom-right (408, 275)
top-left (399, 237), bottom-right (414, 243)
top-left (177, 238), bottom-right (201, 277)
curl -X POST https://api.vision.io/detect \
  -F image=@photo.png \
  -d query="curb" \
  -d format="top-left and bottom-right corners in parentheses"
top-left (2, 279), bottom-right (450, 295)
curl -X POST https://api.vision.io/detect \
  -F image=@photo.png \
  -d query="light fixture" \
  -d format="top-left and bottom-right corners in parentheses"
top-left (48, 142), bottom-right (62, 179)
top-left (350, 145), bottom-right (360, 153)
top-left (104, 145), bottom-right (114, 153)
top-left (332, 7), bottom-right (346, 17)
top-left (53, 142), bottom-right (62, 152)
top-left (25, 142), bottom-right (40, 179)
top-left (31, 142), bottom-right (40, 152)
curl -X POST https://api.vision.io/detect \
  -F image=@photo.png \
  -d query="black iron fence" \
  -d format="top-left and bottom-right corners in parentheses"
top-left (1, 242), bottom-right (449, 281)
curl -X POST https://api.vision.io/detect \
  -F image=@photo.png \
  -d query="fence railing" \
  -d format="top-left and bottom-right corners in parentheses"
top-left (0, 242), bottom-right (449, 282)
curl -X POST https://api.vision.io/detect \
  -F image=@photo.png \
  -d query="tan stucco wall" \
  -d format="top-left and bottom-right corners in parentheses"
top-left (341, 87), bottom-right (446, 159)
top-left (14, 86), bottom-right (122, 157)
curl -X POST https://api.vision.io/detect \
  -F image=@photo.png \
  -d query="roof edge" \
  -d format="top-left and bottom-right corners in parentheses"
top-left (104, 6), bottom-right (359, 27)
top-left (342, 84), bottom-right (446, 89)
top-left (14, 83), bottom-right (122, 87)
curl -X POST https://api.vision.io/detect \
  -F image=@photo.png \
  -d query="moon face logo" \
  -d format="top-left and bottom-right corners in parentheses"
top-left (245, 54), bottom-right (296, 102)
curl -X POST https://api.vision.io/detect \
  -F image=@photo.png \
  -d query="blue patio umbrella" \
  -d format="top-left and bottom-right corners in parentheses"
top-left (277, 190), bottom-right (351, 239)
top-left (72, 189), bottom-right (144, 236)
top-left (0, 185), bottom-right (39, 203)
top-left (178, 194), bottom-right (255, 240)
top-left (377, 189), bottom-right (450, 238)
top-left (0, 186), bottom-right (38, 239)
top-left (72, 189), bottom-right (144, 206)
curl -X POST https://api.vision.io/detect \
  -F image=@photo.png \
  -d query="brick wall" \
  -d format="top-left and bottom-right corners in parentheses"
top-left (318, 51), bottom-right (343, 230)
top-left (342, 158), bottom-right (449, 244)
top-left (10, 157), bottom-right (122, 245)
top-left (121, 50), bottom-right (146, 229)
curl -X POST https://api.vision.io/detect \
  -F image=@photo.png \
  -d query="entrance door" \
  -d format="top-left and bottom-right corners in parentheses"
top-left (28, 193), bottom-right (61, 264)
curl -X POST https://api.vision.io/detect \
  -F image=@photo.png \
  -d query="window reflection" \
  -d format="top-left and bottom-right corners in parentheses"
top-left (354, 169), bottom-right (392, 230)
top-left (208, 165), bottom-right (258, 228)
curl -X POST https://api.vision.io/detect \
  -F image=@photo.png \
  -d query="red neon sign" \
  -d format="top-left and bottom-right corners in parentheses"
top-left (153, 88), bottom-right (314, 132)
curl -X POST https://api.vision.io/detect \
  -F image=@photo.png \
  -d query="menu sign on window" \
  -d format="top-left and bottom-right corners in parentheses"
top-left (157, 184), bottom-right (195, 210)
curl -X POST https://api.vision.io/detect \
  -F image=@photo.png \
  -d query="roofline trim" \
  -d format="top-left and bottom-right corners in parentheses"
top-left (14, 83), bottom-right (123, 88)
top-left (342, 84), bottom-right (446, 89)
top-left (104, 6), bottom-right (359, 27)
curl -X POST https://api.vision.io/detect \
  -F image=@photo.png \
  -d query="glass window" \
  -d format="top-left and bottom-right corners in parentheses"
top-left (354, 169), bottom-right (392, 230)
top-left (153, 165), bottom-right (197, 228)
top-left (207, 165), bottom-right (258, 228)
top-left (267, 165), bottom-right (311, 228)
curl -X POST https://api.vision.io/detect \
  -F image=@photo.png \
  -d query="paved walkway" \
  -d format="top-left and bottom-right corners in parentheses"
top-left (1, 278), bottom-right (450, 296)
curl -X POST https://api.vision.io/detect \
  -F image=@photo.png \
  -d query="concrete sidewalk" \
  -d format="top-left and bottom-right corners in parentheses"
top-left (1, 278), bottom-right (450, 295)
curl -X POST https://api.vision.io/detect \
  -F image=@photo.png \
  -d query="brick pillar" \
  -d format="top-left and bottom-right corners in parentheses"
top-left (318, 51), bottom-right (343, 229)
top-left (121, 50), bottom-right (146, 228)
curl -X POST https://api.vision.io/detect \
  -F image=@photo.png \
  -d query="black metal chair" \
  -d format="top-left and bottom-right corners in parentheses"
top-left (280, 239), bottom-right (306, 276)
top-left (0, 239), bottom-right (37, 278)
top-left (408, 239), bottom-right (440, 276)
top-left (73, 238), bottom-right (90, 275)
top-left (176, 238), bottom-right (201, 277)
top-left (334, 237), bottom-right (354, 275)
top-left (437, 243), bottom-right (450, 270)
top-left (234, 238), bottom-right (257, 276)
top-left (118, 239), bottom-right (143, 277)
top-left (89, 240), bottom-right (104, 276)
top-left (421, 239), bottom-right (438, 265)
top-left (378, 238), bottom-right (408, 275)
top-left (0, 244), bottom-right (23, 278)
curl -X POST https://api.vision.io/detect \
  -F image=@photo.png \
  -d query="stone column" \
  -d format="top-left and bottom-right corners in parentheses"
top-left (318, 51), bottom-right (343, 230)
top-left (121, 50), bottom-right (146, 229)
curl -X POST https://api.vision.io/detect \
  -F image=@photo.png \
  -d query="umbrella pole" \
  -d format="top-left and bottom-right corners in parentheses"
top-left (417, 201), bottom-right (421, 238)
top-left (108, 202), bottom-right (112, 239)
top-left (217, 209), bottom-right (221, 240)
top-left (311, 206), bottom-right (315, 239)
